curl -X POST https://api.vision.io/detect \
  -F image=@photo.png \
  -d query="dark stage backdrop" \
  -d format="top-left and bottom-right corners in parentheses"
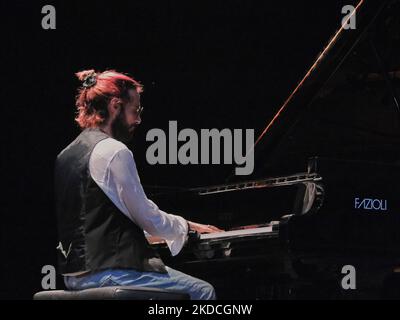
top-left (1, 0), bottom-right (370, 299)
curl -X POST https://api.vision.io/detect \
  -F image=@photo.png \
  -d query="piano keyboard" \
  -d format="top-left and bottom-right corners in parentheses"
top-left (200, 226), bottom-right (274, 241)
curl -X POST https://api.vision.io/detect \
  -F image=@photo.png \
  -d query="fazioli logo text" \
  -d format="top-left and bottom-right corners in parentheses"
top-left (354, 198), bottom-right (387, 211)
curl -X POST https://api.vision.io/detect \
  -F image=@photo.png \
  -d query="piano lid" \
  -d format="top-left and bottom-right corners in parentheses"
top-left (234, 0), bottom-right (400, 181)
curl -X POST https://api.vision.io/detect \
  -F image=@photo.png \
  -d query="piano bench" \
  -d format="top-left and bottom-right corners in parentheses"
top-left (33, 286), bottom-right (190, 300)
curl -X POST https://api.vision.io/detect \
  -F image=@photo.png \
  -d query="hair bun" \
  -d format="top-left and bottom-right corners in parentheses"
top-left (76, 69), bottom-right (96, 81)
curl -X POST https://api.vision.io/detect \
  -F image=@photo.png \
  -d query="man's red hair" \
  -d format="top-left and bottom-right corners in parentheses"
top-left (75, 69), bottom-right (143, 129)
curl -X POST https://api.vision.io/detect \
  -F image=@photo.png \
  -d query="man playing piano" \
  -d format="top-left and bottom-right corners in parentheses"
top-left (54, 69), bottom-right (221, 300)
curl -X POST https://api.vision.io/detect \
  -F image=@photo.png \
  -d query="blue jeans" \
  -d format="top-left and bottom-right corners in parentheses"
top-left (64, 266), bottom-right (216, 300)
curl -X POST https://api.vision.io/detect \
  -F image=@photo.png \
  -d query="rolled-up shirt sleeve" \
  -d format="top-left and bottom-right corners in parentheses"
top-left (89, 140), bottom-right (188, 256)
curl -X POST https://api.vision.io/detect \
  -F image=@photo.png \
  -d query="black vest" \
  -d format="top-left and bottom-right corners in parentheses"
top-left (55, 128), bottom-right (166, 274)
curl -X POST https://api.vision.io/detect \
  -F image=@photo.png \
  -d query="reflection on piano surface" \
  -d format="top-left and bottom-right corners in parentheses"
top-left (149, 0), bottom-right (400, 299)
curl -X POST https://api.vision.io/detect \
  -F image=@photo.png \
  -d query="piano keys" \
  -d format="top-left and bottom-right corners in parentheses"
top-left (150, 224), bottom-right (278, 260)
top-left (199, 225), bottom-right (275, 242)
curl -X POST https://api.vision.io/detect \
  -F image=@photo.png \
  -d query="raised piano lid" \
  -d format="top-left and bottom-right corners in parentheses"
top-left (149, 1), bottom-right (400, 229)
top-left (233, 0), bottom-right (400, 181)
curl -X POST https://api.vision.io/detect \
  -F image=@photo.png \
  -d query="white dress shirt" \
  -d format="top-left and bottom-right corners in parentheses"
top-left (89, 137), bottom-right (189, 256)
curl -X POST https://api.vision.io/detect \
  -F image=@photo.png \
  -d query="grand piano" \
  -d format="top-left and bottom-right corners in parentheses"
top-left (149, 0), bottom-right (400, 299)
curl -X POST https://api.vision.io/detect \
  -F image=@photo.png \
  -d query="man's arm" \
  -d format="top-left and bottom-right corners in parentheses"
top-left (89, 140), bottom-right (221, 255)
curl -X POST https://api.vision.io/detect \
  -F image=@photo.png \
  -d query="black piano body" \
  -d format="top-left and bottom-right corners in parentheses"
top-left (152, 157), bottom-right (400, 299)
top-left (149, 0), bottom-right (400, 299)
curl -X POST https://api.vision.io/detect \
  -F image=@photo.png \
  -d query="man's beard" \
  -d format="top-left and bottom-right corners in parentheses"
top-left (111, 110), bottom-right (136, 144)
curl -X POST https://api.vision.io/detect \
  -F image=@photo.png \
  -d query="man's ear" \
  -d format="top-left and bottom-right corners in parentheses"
top-left (108, 97), bottom-right (122, 115)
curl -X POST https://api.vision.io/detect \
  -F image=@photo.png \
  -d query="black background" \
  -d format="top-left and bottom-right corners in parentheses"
top-left (0, 0), bottom-right (369, 299)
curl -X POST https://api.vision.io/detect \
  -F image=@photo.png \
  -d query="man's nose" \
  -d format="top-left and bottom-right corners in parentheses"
top-left (134, 115), bottom-right (142, 125)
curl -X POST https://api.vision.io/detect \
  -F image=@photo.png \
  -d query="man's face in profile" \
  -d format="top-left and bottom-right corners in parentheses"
top-left (111, 89), bottom-right (142, 144)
